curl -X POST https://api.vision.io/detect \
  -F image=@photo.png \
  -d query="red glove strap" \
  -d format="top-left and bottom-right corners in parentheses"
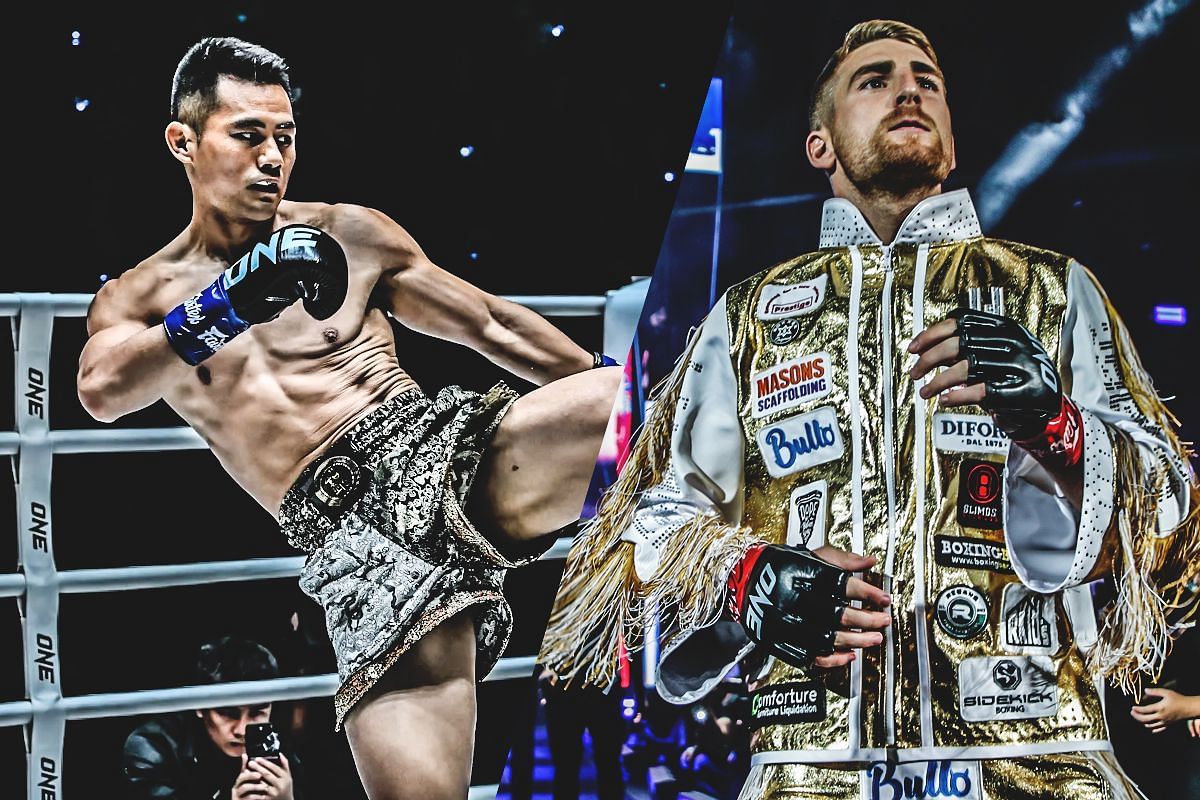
top-left (727, 543), bottom-right (768, 621)
top-left (1013, 396), bottom-right (1083, 468)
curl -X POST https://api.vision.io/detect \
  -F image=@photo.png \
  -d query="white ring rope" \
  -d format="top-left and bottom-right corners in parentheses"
top-left (3, 291), bottom-right (604, 798)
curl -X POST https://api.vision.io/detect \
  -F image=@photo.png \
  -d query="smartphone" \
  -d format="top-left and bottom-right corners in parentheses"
top-left (244, 722), bottom-right (282, 764)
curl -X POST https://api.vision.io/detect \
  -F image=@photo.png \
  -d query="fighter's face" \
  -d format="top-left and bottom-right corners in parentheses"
top-left (189, 77), bottom-right (296, 221)
top-left (824, 39), bottom-right (955, 193)
top-left (196, 703), bottom-right (272, 758)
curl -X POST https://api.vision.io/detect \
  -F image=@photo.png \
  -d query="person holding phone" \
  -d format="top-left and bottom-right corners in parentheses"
top-left (121, 636), bottom-right (306, 800)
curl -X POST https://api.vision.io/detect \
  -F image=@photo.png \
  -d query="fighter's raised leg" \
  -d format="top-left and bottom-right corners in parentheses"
top-left (472, 365), bottom-right (623, 543)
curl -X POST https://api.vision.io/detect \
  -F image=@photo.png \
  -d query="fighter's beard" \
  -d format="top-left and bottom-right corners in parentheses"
top-left (835, 126), bottom-right (952, 202)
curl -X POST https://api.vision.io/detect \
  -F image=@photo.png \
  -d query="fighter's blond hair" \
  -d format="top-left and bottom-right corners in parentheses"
top-left (808, 20), bottom-right (941, 131)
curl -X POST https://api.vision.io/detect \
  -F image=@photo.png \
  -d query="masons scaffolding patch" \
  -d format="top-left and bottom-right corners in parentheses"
top-left (750, 352), bottom-right (832, 418)
top-left (956, 459), bottom-right (1004, 530)
top-left (749, 680), bottom-right (826, 728)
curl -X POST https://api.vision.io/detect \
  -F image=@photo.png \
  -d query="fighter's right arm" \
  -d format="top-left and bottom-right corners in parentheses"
top-left (77, 274), bottom-right (194, 423)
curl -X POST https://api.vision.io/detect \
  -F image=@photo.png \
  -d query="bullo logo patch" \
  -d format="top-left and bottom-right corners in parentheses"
top-left (756, 275), bottom-right (828, 320)
top-left (751, 353), bottom-right (833, 418)
top-left (749, 680), bottom-right (826, 727)
top-left (866, 761), bottom-right (982, 800)
top-left (755, 406), bottom-right (845, 478)
top-left (957, 459), bottom-right (1004, 530)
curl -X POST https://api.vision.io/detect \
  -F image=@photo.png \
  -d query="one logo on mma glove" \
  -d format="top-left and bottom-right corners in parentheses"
top-left (745, 563), bottom-right (777, 639)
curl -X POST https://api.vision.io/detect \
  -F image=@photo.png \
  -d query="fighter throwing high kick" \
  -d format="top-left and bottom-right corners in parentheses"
top-left (77, 37), bottom-right (621, 800)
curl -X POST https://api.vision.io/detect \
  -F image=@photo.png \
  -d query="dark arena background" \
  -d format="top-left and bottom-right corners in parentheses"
top-left (5, 1), bottom-right (1200, 799)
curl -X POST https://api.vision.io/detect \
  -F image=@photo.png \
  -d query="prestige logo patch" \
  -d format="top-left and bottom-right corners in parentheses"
top-left (935, 585), bottom-right (989, 639)
top-left (1001, 584), bottom-right (1059, 654)
top-left (749, 681), bottom-right (826, 728)
top-left (934, 535), bottom-right (1013, 574)
top-left (751, 353), bottom-right (833, 418)
top-left (958, 656), bottom-right (1058, 721)
top-left (933, 413), bottom-right (1010, 455)
top-left (956, 459), bottom-right (1004, 530)
top-left (787, 480), bottom-right (828, 549)
top-left (866, 760), bottom-right (982, 800)
top-left (756, 275), bottom-right (828, 320)
top-left (755, 406), bottom-right (845, 478)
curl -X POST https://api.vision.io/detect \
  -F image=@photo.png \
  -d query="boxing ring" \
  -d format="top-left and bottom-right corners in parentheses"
top-left (1, 289), bottom-right (640, 800)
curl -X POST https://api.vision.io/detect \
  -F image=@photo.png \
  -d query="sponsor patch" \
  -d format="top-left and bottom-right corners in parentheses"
top-left (958, 656), bottom-right (1058, 721)
top-left (751, 353), bottom-right (833, 418)
top-left (956, 459), bottom-right (1004, 530)
top-left (749, 680), bottom-right (825, 728)
top-left (767, 318), bottom-right (801, 345)
top-left (1001, 584), bottom-right (1059, 654)
top-left (865, 760), bottom-right (982, 800)
top-left (755, 406), bottom-right (845, 478)
top-left (933, 413), bottom-right (1010, 455)
top-left (756, 275), bottom-right (828, 320)
top-left (934, 535), bottom-right (1013, 574)
top-left (786, 480), bottom-right (828, 549)
top-left (935, 585), bottom-right (989, 639)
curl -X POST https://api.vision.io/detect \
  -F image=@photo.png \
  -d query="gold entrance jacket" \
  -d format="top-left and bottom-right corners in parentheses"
top-left (541, 190), bottom-right (1197, 766)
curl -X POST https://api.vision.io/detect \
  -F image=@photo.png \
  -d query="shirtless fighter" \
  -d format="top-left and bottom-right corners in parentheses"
top-left (77, 37), bottom-right (622, 800)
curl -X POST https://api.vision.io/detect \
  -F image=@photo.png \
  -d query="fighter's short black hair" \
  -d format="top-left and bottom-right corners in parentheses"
top-left (194, 636), bottom-right (280, 685)
top-left (170, 36), bottom-right (292, 133)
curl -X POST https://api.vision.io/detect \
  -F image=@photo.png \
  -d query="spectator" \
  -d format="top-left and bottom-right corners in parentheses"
top-left (121, 636), bottom-right (306, 799)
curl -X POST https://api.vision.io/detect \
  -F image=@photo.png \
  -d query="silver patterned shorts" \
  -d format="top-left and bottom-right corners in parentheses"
top-left (278, 383), bottom-right (541, 730)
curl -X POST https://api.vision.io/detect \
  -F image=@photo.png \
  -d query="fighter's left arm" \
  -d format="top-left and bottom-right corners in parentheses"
top-left (343, 204), bottom-right (594, 384)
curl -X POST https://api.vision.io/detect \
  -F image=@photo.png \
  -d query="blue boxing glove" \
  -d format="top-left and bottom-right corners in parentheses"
top-left (163, 224), bottom-right (348, 365)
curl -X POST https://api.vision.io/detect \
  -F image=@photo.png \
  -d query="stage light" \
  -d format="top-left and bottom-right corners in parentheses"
top-left (236, 13), bottom-right (248, 23)
top-left (469, 251), bottom-right (479, 261)
top-left (71, 31), bottom-right (81, 46)
top-left (664, 172), bottom-right (676, 182)
top-left (99, 274), bottom-right (109, 284)
top-left (550, 24), bottom-right (565, 38)
top-left (459, 145), bottom-right (475, 158)
top-left (1153, 305), bottom-right (1186, 326)
top-left (74, 97), bottom-right (90, 112)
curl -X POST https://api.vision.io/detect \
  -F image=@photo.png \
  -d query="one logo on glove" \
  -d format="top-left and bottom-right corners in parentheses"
top-left (956, 459), bottom-right (1003, 530)
top-left (744, 563), bottom-right (777, 639)
top-left (222, 226), bottom-right (321, 289)
top-left (755, 275), bottom-right (828, 320)
top-left (787, 480), bottom-right (828, 549)
top-left (755, 406), bottom-right (845, 478)
top-left (935, 585), bottom-right (989, 639)
top-left (751, 353), bottom-right (832, 418)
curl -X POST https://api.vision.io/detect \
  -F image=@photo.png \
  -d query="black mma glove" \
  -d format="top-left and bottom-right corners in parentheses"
top-left (949, 307), bottom-right (1083, 467)
top-left (163, 224), bottom-right (348, 365)
top-left (727, 543), bottom-right (851, 669)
